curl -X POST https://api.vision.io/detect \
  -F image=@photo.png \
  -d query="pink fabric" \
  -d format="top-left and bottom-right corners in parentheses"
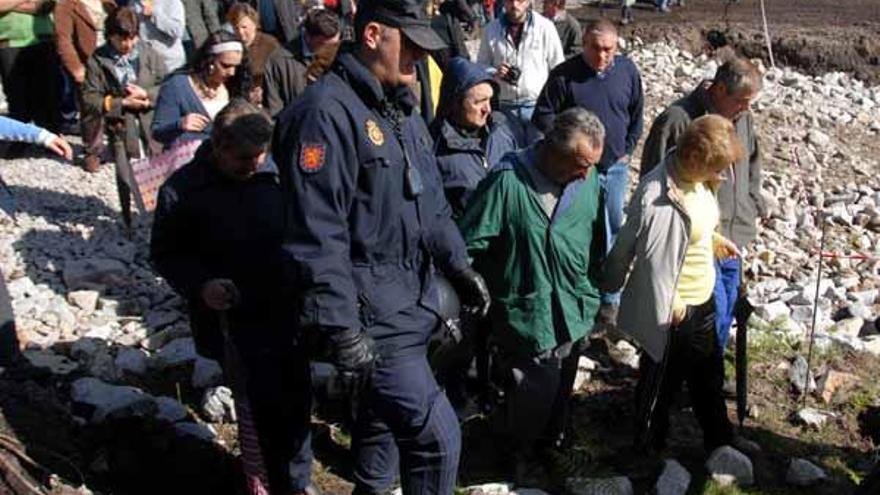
top-left (235, 394), bottom-right (271, 495)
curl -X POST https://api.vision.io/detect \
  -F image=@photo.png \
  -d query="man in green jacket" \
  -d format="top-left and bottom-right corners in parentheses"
top-left (458, 107), bottom-right (605, 476)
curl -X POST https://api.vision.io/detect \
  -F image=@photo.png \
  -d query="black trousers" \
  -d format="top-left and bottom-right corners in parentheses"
top-left (0, 42), bottom-right (60, 131)
top-left (0, 266), bottom-right (18, 367)
top-left (637, 297), bottom-right (733, 451)
top-left (491, 338), bottom-right (583, 451)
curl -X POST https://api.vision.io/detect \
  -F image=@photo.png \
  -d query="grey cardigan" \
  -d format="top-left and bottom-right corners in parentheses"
top-left (600, 158), bottom-right (693, 362)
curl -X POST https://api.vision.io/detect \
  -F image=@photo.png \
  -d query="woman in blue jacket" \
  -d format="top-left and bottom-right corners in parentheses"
top-left (151, 30), bottom-right (253, 148)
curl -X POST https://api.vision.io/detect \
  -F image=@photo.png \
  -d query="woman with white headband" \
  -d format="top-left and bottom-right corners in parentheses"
top-left (151, 30), bottom-right (253, 148)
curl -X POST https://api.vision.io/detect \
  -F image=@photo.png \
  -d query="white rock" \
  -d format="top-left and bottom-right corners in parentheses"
top-left (829, 317), bottom-right (864, 338)
top-left (464, 483), bottom-right (511, 495)
top-left (192, 357), bottom-right (224, 389)
top-left (795, 407), bottom-right (834, 429)
top-left (67, 290), bottom-right (100, 313)
top-left (705, 446), bottom-right (754, 486)
top-left (864, 336), bottom-right (880, 356)
top-left (71, 377), bottom-right (156, 423)
top-left (786, 458), bottom-right (828, 486)
top-left (655, 459), bottom-right (690, 495)
top-left (755, 301), bottom-right (791, 322)
top-left (789, 355), bottom-right (816, 394)
top-left (201, 386), bottom-right (236, 423)
top-left (608, 341), bottom-right (640, 370)
top-left (566, 476), bottom-right (633, 495)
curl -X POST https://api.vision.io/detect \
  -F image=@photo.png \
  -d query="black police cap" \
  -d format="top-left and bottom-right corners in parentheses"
top-left (356, 0), bottom-right (447, 52)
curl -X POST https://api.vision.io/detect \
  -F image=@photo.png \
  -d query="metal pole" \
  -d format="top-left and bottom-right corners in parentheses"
top-left (802, 214), bottom-right (828, 408)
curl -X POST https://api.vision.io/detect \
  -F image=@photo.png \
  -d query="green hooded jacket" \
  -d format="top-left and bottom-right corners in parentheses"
top-left (459, 146), bottom-right (604, 355)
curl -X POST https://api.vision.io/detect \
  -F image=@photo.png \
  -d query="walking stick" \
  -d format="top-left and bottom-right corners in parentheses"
top-left (733, 286), bottom-right (754, 427)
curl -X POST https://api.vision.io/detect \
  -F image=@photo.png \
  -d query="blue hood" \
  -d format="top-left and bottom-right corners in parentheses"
top-left (433, 57), bottom-right (498, 124)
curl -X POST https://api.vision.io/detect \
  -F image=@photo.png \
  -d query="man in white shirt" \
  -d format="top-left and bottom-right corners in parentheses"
top-left (477, 0), bottom-right (564, 134)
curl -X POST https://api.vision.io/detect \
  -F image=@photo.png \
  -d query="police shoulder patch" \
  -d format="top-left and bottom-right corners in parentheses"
top-left (299, 143), bottom-right (326, 173)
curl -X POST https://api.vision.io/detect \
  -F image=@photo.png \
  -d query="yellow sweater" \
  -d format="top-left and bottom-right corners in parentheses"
top-left (673, 180), bottom-right (718, 313)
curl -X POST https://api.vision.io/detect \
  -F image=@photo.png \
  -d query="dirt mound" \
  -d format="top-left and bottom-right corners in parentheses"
top-left (577, 0), bottom-right (880, 84)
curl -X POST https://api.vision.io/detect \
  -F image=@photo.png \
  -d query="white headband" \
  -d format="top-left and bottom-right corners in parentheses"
top-left (209, 41), bottom-right (244, 55)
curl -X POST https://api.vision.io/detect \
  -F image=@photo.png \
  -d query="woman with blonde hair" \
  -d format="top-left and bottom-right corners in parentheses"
top-left (601, 114), bottom-right (744, 454)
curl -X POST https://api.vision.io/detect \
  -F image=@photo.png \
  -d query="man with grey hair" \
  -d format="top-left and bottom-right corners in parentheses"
top-left (641, 56), bottom-right (764, 361)
top-left (458, 106), bottom-right (605, 481)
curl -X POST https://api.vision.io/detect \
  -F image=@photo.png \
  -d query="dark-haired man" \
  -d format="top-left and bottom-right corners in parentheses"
top-left (263, 7), bottom-right (341, 117)
top-left (151, 99), bottom-right (317, 495)
top-left (274, 1), bottom-right (491, 493)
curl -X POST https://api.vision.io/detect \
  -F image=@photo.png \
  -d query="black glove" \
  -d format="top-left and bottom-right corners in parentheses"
top-left (329, 327), bottom-right (377, 373)
top-left (449, 266), bottom-right (491, 317)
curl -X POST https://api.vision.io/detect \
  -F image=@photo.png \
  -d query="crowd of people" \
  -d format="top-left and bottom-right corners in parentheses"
top-left (0, 0), bottom-right (770, 494)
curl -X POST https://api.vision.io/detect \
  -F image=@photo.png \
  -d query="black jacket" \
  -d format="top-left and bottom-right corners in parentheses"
top-left (150, 141), bottom-right (291, 359)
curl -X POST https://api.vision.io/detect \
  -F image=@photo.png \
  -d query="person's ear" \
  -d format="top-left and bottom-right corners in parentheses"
top-left (362, 22), bottom-right (383, 50)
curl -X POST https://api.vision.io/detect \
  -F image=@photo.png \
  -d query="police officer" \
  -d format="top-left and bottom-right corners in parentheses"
top-left (273, 1), bottom-right (491, 493)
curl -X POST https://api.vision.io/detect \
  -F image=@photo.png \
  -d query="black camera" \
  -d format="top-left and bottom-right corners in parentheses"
top-left (502, 65), bottom-right (522, 85)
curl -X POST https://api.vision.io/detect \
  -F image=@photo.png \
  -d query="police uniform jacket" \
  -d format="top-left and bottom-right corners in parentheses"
top-left (274, 49), bottom-right (470, 357)
top-left (150, 141), bottom-right (290, 360)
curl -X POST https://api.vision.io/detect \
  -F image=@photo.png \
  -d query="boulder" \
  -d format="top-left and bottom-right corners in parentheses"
top-left (654, 459), bottom-right (690, 495)
top-left (201, 386), bottom-right (236, 423)
top-left (789, 355), bottom-right (816, 394)
top-left (192, 356), bottom-right (224, 389)
top-left (795, 407), bottom-right (834, 429)
top-left (464, 483), bottom-right (511, 495)
top-left (63, 258), bottom-right (129, 291)
top-left (70, 377), bottom-right (156, 423)
top-left (151, 337), bottom-right (197, 369)
top-left (829, 317), bottom-right (864, 338)
top-left (608, 341), bottom-right (639, 370)
top-left (67, 290), bottom-right (100, 313)
top-left (786, 458), bottom-right (828, 486)
top-left (154, 396), bottom-right (188, 423)
top-left (115, 348), bottom-right (149, 377)
top-left (23, 349), bottom-right (79, 375)
top-left (705, 446), bottom-right (753, 486)
top-left (816, 369), bottom-right (859, 403)
top-left (566, 476), bottom-right (633, 495)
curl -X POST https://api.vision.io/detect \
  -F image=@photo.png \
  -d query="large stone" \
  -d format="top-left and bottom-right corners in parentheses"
top-left (795, 407), bottom-right (834, 429)
top-left (23, 349), bottom-right (79, 375)
top-left (151, 337), bottom-right (197, 369)
top-left (192, 357), bottom-right (223, 389)
top-left (829, 317), bottom-right (864, 338)
top-left (67, 290), bottom-right (100, 313)
top-left (864, 336), bottom-right (880, 356)
top-left (71, 377), bottom-right (156, 423)
top-left (144, 309), bottom-right (182, 330)
top-left (789, 355), bottom-right (816, 394)
top-left (201, 386), bottom-right (236, 423)
top-left (115, 348), bottom-right (149, 377)
top-left (807, 130), bottom-right (831, 147)
top-left (786, 458), bottom-right (828, 486)
top-left (63, 258), bottom-right (129, 291)
top-left (572, 356), bottom-right (598, 392)
top-left (655, 459), bottom-right (690, 495)
top-left (816, 369), bottom-right (859, 403)
top-left (464, 483), bottom-right (511, 495)
top-left (756, 301), bottom-right (791, 322)
top-left (154, 396), bottom-right (188, 423)
top-left (705, 446), bottom-right (754, 486)
top-left (608, 341), bottom-right (639, 370)
top-left (566, 476), bottom-right (633, 495)
top-left (174, 422), bottom-right (216, 443)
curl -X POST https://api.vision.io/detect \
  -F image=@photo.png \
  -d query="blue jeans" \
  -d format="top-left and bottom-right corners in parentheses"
top-left (600, 160), bottom-right (630, 306)
top-left (500, 102), bottom-right (534, 127)
top-left (713, 257), bottom-right (741, 353)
